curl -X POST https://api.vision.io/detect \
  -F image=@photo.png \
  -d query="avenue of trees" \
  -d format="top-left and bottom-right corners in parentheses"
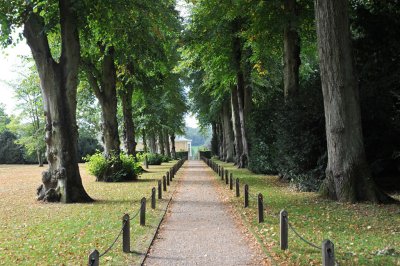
top-left (1, 0), bottom-right (399, 204)
top-left (182, 0), bottom-right (399, 203)
top-left (0, 0), bottom-right (186, 202)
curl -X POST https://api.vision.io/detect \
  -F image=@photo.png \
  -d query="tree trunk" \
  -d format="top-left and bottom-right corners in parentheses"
top-left (217, 122), bottom-right (224, 159)
top-left (149, 132), bottom-right (157, 153)
top-left (84, 47), bottom-right (120, 158)
top-left (231, 87), bottom-right (243, 165)
top-left (170, 133), bottom-right (176, 159)
top-left (222, 100), bottom-right (234, 162)
top-left (36, 149), bottom-right (43, 167)
top-left (24, 0), bottom-right (92, 202)
top-left (283, 0), bottom-right (301, 99)
top-left (211, 122), bottom-right (219, 156)
top-left (219, 115), bottom-right (226, 160)
top-left (232, 23), bottom-right (249, 168)
top-left (164, 129), bottom-right (171, 158)
top-left (159, 130), bottom-right (165, 156)
top-left (142, 129), bottom-right (148, 153)
top-left (315, 0), bottom-right (395, 203)
top-left (120, 85), bottom-right (136, 156)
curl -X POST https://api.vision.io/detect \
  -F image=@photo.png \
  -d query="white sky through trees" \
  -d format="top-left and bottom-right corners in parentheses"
top-left (0, 1), bottom-right (199, 128)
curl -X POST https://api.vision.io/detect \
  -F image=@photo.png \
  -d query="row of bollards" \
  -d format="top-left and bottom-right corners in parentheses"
top-left (201, 156), bottom-right (335, 266)
top-left (88, 158), bottom-right (187, 266)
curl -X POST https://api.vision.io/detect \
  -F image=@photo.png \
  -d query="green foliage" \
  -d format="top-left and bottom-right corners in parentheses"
top-left (161, 155), bottom-right (171, 163)
top-left (0, 104), bottom-right (9, 133)
top-left (85, 151), bottom-right (142, 182)
top-left (6, 65), bottom-right (46, 163)
top-left (77, 136), bottom-right (102, 163)
top-left (0, 130), bottom-right (25, 164)
top-left (144, 153), bottom-right (163, 165)
top-left (248, 74), bottom-right (326, 191)
top-left (351, 0), bottom-right (400, 190)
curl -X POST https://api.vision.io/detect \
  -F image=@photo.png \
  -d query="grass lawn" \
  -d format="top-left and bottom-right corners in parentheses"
top-left (0, 161), bottom-right (181, 265)
top-left (211, 159), bottom-right (400, 266)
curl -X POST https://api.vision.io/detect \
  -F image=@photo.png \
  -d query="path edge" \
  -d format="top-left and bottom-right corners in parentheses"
top-left (140, 166), bottom-right (183, 266)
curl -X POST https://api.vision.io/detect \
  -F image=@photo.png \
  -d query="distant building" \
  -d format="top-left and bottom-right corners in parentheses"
top-left (136, 136), bottom-right (192, 157)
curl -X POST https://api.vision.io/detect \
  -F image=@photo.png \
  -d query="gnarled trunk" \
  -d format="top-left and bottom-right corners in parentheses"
top-left (120, 85), bottom-right (136, 156)
top-left (24, 0), bottom-right (92, 203)
top-left (159, 130), bottom-right (165, 156)
top-left (315, 0), bottom-right (395, 203)
top-left (283, 0), bottom-right (301, 99)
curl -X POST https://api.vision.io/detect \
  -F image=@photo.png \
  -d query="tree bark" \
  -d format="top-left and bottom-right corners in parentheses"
top-left (149, 131), bottom-right (157, 153)
top-left (84, 47), bottom-right (120, 158)
top-left (164, 129), bottom-right (171, 158)
top-left (211, 122), bottom-right (219, 156)
top-left (283, 0), bottom-right (301, 99)
top-left (231, 87), bottom-right (243, 165)
top-left (142, 129), bottom-right (148, 153)
top-left (315, 0), bottom-right (395, 203)
top-left (170, 133), bottom-right (176, 159)
top-left (24, 0), bottom-right (92, 202)
top-left (232, 22), bottom-right (249, 168)
top-left (120, 85), bottom-right (136, 156)
top-left (36, 149), bottom-right (43, 167)
top-left (159, 130), bottom-right (165, 156)
top-left (222, 100), bottom-right (234, 162)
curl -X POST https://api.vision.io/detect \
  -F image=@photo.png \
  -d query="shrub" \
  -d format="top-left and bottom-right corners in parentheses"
top-left (161, 155), bottom-right (171, 163)
top-left (144, 153), bottom-right (163, 165)
top-left (248, 73), bottom-right (326, 191)
top-left (85, 151), bottom-right (142, 182)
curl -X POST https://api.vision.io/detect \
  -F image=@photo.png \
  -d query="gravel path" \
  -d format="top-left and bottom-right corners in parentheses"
top-left (144, 160), bottom-right (265, 266)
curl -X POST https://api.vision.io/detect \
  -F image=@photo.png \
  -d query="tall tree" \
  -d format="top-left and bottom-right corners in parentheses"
top-left (8, 67), bottom-right (45, 166)
top-left (21, 0), bottom-right (92, 202)
top-left (315, 0), bottom-right (394, 203)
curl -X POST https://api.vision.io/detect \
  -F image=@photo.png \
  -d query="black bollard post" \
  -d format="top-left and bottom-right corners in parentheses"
top-left (158, 180), bottom-right (162, 199)
top-left (236, 178), bottom-right (240, 197)
top-left (166, 171), bottom-right (170, 182)
top-left (280, 210), bottom-right (288, 250)
top-left (230, 173), bottom-right (233, 190)
top-left (88, 250), bottom-right (99, 266)
top-left (258, 193), bottom-right (264, 223)
top-left (221, 167), bottom-right (224, 180)
top-left (122, 214), bottom-right (130, 253)
top-left (163, 176), bottom-right (167, 191)
top-left (151, 187), bottom-right (156, 209)
top-left (166, 174), bottom-right (170, 186)
top-left (225, 171), bottom-right (229, 184)
top-left (322, 240), bottom-right (335, 266)
top-left (140, 197), bottom-right (146, 226)
top-left (244, 184), bottom-right (249, 208)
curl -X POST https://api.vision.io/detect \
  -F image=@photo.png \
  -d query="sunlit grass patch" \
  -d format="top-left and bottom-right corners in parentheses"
top-left (212, 160), bottom-right (400, 266)
top-left (0, 161), bottom-right (181, 265)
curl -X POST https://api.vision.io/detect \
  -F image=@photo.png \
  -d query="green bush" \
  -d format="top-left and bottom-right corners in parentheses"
top-left (161, 155), bottom-right (171, 163)
top-left (85, 151), bottom-right (142, 182)
top-left (248, 73), bottom-right (326, 191)
top-left (144, 153), bottom-right (163, 165)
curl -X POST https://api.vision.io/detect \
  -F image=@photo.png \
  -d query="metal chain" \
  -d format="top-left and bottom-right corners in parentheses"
top-left (99, 219), bottom-right (127, 258)
top-left (287, 218), bottom-right (321, 250)
top-left (129, 204), bottom-right (142, 221)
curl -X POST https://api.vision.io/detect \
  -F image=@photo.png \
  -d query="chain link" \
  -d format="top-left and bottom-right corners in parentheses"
top-left (286, 218), bottom-right (321, 250)
top-left (99, 219), bottom-right (127, 258)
